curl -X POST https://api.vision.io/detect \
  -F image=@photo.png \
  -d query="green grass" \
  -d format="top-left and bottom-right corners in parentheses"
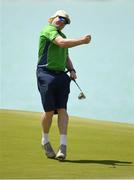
top-left (0, 109), bottom-right (134, 179)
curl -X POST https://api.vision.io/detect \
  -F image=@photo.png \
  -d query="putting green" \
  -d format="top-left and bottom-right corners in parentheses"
top-left (0, 109), bottom-right (134, 179)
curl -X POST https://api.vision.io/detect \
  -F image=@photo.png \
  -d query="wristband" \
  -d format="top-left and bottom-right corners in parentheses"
top-left (69, 69), bottom-right (76, 73)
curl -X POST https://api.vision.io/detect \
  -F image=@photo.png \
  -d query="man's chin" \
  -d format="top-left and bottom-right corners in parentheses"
top-left (52, 22), bottom-right (64, 30)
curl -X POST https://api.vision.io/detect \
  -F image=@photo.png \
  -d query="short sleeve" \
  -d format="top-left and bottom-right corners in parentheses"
top-left (46, 29), bottom-right (59, 41)
top-left (41, 25), bottom-right (59, 42)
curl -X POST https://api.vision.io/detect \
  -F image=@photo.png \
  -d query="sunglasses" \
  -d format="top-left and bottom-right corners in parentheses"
top-left (58, 16), bottom-right (68, 24)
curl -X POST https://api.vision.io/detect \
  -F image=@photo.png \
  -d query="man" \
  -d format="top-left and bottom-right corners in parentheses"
top-left (36, 10), bottom-right (91, 160)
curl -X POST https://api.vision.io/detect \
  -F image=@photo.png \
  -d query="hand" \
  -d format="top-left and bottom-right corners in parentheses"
top-left (82, 35), bottom-right (91, 44)
top-left (70, 71), bottom-right (77, 80)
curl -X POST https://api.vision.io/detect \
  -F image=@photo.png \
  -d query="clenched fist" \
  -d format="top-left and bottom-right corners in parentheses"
top-left (82, 35), bottom-right (91, 44)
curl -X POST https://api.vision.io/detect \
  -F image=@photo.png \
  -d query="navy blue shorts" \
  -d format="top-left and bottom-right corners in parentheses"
top-left (36, 67), bottom-right (71, 113)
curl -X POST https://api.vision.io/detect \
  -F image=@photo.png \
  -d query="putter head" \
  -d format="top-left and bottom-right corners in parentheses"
top-left (78, 92), bottom-right (86, 100)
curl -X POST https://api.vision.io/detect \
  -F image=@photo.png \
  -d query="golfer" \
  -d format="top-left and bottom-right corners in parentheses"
top-left (37, 10), bottom-right (91, 160)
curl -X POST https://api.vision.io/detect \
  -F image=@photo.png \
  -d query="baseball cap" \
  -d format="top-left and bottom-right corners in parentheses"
top-left (48, 10), bottom-right (71, 24)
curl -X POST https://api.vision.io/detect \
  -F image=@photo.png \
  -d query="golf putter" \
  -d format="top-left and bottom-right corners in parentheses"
top-left (73, 79), bottom-right (86, 100)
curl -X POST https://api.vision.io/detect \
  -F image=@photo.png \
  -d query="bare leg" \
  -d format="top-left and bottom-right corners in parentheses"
top-left (56, 108), bottom-right (68, 160)
top-left (57, 108), bottom-right (69, 135)
top-left (41, 111), bottom-right (56, 158)
top-left (41, 111), bottom-right (54, 145)
top-left (41, 111), bottom-right (54, 133)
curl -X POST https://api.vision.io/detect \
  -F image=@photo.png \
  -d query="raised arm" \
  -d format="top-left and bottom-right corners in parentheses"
top-left (53, 35), bottom-right (91, 48)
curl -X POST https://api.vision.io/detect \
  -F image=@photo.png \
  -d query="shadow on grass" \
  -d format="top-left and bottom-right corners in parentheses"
top-left (60, 159), bottom-right (133, 168)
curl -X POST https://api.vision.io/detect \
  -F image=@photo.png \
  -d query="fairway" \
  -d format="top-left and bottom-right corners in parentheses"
top-left (0, 109), bottom-right (134, 179)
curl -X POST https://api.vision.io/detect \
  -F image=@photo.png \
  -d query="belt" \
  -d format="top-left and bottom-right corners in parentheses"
top-left (37, 66), bottom-right (65, 74)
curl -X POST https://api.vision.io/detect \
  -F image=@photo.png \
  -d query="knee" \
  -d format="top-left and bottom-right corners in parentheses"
top-left (57, 108), bottom-right (67, 115)
top-left (43, 111), bottom-right (54, 119)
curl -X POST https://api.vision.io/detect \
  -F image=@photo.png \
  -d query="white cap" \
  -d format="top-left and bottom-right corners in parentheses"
top-left (48, 10), bottom-right (71, 24)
